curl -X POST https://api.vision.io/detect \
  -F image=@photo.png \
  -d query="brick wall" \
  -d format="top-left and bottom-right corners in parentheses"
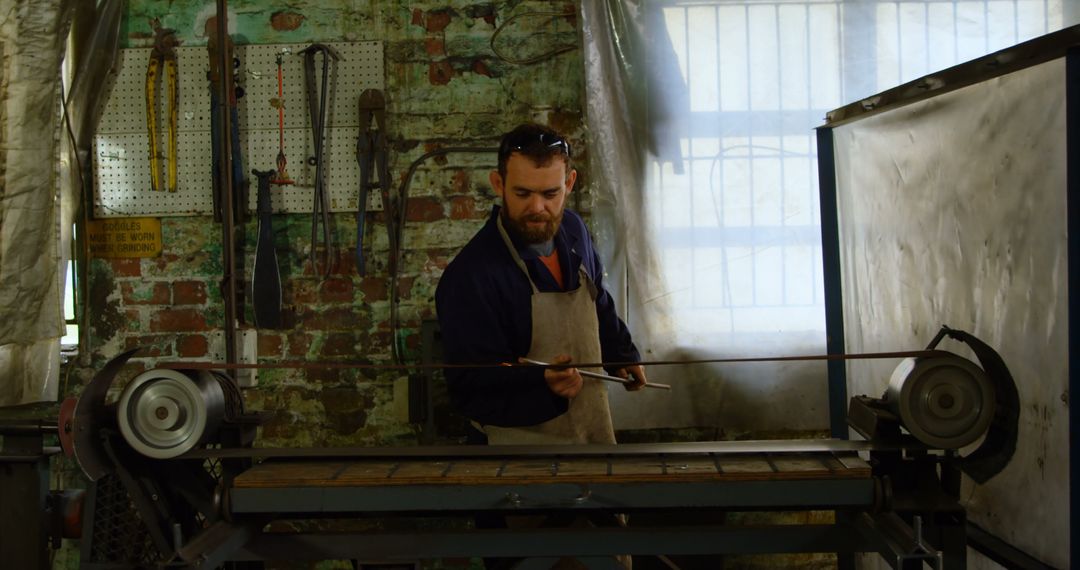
top-left (72, 0), bottom-right (588, 448)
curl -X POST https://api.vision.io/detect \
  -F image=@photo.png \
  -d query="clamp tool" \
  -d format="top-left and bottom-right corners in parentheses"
top-left (355, 89), bottom-right (390, 276)
top-left (299, 43), bottom-right (341, 276)
top-left (145, 20), bottom-right (179, 192)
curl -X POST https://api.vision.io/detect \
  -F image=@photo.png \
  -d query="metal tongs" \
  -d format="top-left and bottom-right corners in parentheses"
top-left (521, 358), bottom-right (672, 390)
top-left (299, 43), bottom-right (341, 276)
top-left (355, 89), bottom-right (389, 276)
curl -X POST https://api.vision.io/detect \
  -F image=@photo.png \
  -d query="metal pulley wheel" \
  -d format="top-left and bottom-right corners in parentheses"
top-left (117, 369), bottom-right (227, 459)
top-left (885, 354), bottom-right (995, 449)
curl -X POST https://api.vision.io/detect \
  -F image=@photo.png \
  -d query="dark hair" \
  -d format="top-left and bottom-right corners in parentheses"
top-left (496, 123), bottom-right (573, 180)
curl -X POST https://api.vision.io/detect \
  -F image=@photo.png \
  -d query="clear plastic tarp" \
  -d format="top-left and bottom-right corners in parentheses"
top-left (580, 0), bottom-right (1075, 432)
top-left (0, 0), bottom-right (74, 404)
top-left (0, 0), bottom-right (122, 404)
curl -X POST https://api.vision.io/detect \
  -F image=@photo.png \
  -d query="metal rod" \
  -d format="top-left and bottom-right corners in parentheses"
top-left (1066, 45), bottom-right (1080, 570)
top-left (817, 126), bottom-right (848, 439)
top-left (215, 0), bottom-right (237, 368)
top-left (520, 358), bottom-right (672, 390)
top-left (155, 348), bottom-right (946, 372)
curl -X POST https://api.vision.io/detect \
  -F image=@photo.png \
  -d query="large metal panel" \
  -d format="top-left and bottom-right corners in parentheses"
top-left (830, 59), bottom-right (1069, 568)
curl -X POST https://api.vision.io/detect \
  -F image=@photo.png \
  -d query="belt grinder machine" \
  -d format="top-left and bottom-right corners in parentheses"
top-left (6, 329), bottom-right (1015, 569)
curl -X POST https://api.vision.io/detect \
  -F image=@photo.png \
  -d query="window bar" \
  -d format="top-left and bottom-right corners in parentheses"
top-left (682, 5), bottom-right (698, 311)
top-left (716, 4), bottom-right (723, 112)
top-left (925, 1), bottom-right (931, 77)
top-left (833, 0), bottom-right (842, 101)
top-left (715, 5), bottom-right (736, 327)
top-left (1006, 0), bottom-right (1015, 45)
top-left (952, 1), bottom-right (960, 67)
top-left (776, 1), bottom-right (789, 306)
top-left (744, 3), bottom-right (757, 310)
top-left (809, 4), bottom-right (820, 307)
top-left (896, 2), bottom-right (903, 83)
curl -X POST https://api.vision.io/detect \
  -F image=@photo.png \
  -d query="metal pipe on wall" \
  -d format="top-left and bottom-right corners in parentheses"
top-left (214, 0), bottom-right (238, 368)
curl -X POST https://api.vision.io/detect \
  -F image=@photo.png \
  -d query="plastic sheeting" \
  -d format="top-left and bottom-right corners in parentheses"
top-left (833, 60), bottom-right (1068, 568)
top-left (582, 0), bottom-right (827, 430)
top-left (0, 0), bottom-right (74, 404)
top-left (580, 1), bottom-right (1073, 432)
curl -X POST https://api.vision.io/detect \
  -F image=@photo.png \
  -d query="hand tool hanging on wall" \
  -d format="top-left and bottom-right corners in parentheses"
top-left (208, 29), bottom-right (248, 223)
top-left (251, 169), bottom-right (283, 329)
top-left (270, 51), bottom-right (294, 186)
top-left (299, 43), bottom-right (341, 277)
top-left (145, 19), bottom-right (178, 192)
top-left (354, 89), bottom-right (390, 277)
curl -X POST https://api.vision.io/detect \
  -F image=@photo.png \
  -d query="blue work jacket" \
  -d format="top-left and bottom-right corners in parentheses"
top-left (435, 206), bottom-right (640, 427)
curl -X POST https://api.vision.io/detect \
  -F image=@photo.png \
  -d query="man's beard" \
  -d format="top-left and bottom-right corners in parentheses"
top-left (502, 208), bottom-right (563, 244)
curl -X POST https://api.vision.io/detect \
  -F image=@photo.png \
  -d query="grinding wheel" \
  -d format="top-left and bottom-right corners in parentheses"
top-left (886, 355), bottom-right (995, 449)
top-left (117, 369), bottom-right (226, 459)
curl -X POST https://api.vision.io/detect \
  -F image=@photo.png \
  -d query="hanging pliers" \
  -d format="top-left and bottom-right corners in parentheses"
top-left (145, 19), bottom-right (179, 192)
top-left (355, 89), bottom-right (390, 277)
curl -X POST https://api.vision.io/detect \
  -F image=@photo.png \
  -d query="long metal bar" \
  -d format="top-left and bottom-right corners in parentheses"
top-left (182, 438), bottom-right (900, 460)
top-left (177, 520), bottom-right (259, 569)
top-left (231, 524), bottom-right (878, 561)
top-left (816, 126), bottom-right (848, 439)
top-left (825, 24), bottom-right (1080, 126)
top-left (215, 0), bottom-right (238, 368)
top-left (157, 348), bottom-right (946, 372)
top-left (1066, 45), bottom-right (1080, 570)
top-left (967, 522), bottom-right (1055, 570)
top-left (230, 479), bottom-right (874, 514)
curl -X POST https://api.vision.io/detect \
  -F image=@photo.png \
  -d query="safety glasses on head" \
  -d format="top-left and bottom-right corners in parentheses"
top-left (500, 131), bottom-right (572, 158)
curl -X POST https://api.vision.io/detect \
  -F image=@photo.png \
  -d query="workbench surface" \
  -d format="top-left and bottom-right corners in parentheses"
top-left (233, 451), bottom-right (871, 488)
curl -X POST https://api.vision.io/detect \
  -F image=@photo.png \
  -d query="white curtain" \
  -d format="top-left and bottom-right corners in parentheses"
top-left (582, 0), bottom-right (1075, 431)
top-left (0, 0), bottom-right (121, 405)
top-left (0, 0), bottom-right (76, 405)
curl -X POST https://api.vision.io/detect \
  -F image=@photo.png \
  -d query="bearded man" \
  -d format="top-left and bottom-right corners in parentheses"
top-left (435, 123), bottom-right (647, 445)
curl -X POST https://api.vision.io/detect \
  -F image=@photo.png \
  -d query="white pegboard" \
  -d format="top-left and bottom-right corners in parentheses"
top-left (93, 41), bottom-right (385, 218)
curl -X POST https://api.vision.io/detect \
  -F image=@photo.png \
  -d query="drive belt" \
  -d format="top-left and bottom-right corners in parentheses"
top-left (156, 348), bottom-right (946, 372)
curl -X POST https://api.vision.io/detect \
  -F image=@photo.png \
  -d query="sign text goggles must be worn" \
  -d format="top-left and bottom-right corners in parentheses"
top-left (87, 217), bottom-right (163, 258)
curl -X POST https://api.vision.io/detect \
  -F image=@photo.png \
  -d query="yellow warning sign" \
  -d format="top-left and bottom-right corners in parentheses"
top-left (87, 218), bottom-right (162, 258)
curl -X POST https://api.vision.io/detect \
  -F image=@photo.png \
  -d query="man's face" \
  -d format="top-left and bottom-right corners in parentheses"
top-left (490, 153), bottom-right (577, 244)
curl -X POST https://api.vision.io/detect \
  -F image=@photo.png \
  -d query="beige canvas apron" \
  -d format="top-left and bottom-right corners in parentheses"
top-left (474, 216), bottom-right (616, 445)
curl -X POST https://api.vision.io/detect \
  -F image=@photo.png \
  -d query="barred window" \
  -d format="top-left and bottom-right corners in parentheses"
top-left (649, 0), bottom-right (1068, 338)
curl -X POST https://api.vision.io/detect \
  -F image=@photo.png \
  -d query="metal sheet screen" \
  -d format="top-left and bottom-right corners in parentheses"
top-left (832, 59), bottom-right (1068, 568)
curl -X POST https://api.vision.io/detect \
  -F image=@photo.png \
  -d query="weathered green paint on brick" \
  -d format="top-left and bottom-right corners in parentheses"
top-left (75, 0), bottom-right (589, 469)
top-left (87, 259), bottom-right (125, 343)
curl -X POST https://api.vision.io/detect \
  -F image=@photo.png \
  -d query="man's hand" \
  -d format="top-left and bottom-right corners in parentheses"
top-left (614, 365), bottom-right (648, 391)
top-left (531, 354), bottom-right (583, 398)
